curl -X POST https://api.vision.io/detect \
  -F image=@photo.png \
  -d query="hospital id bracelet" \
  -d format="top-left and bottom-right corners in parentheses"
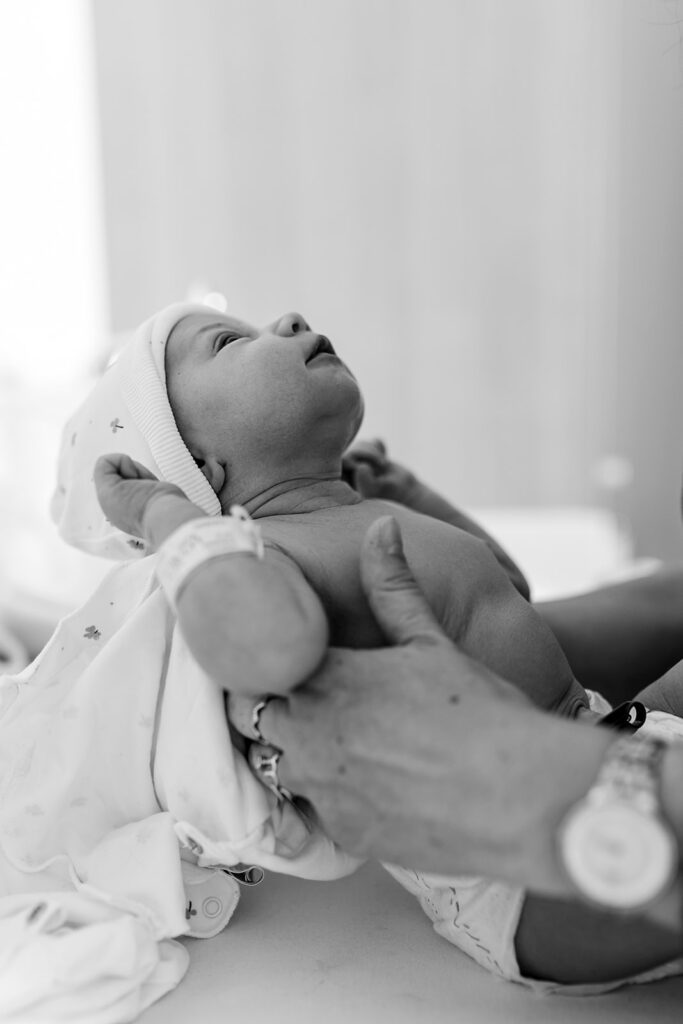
top-left (155, 506), bottom-right (264, 610)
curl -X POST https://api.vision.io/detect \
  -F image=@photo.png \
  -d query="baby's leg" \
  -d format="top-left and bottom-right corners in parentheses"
top-left (386, 864), bottom-right (682, 990)
top-left (516, 890), bottom-right (682, 985)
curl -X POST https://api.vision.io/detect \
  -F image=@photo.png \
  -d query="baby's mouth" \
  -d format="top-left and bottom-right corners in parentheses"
top-left (305, 335), bottom-right (337, 364)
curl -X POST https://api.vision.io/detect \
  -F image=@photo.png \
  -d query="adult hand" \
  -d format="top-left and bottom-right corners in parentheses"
top-left (94, 453), bottom-right (187, 541)
top-left (229, 516), bottom-right (530, 873)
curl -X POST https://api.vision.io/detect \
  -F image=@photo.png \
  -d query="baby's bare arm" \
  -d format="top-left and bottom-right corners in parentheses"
top-left (144, 495), bottom-right (329, 695)
top-left (465, 568), bottom-right (588, 716)
top-left (95, 455), bottom-right (328, 696)
top-left (406, 520), bottom-right (588, 716)
top-left (345, 440), bottom-right (530, 598)
top-left (173, 541), bottom-right (329, 695)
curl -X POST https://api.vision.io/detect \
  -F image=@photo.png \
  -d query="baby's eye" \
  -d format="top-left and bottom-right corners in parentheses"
top-left (215, 332), bottom-right (241, 351)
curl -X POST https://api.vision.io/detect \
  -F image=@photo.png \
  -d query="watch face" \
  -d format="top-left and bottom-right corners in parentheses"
top-left (561, 800), bottom-right (677, 910)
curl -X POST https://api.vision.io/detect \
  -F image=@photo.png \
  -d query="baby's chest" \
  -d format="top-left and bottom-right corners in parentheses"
top-left (291, 533), bottom-right (385, 648)
top-left (259, 517), bottom-right (381, 646)
top-left (261, 512), bottom-right (454, 649)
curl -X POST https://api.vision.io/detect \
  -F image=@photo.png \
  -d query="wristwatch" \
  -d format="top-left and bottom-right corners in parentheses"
top-left (558, 734), bottom-right (678, 910)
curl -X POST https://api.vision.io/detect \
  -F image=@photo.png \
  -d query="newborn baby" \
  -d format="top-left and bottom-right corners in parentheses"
top-left (102, 307), bottom-right (590, 719)
top-left (60, 303), bottom-right (683, 993)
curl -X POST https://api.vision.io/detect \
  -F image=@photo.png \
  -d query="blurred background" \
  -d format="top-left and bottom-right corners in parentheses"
top-left (1, 0), bottom-right (683, 615)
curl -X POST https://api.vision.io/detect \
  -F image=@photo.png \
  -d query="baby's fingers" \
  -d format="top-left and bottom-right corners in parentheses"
top-left (352, 462), bottom-right (382, 498)
top-left (344, 439), bottom-right (388, 471)
top-left (95, 453), bottom-right (158, 485)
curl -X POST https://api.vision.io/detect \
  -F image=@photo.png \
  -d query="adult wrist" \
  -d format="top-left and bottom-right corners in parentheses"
top-left (552, 728), bottom-right (683, 931)
top-left (652, 744), bottom-right (683, 932)
top-left (660, 744), bottom-right (683, 854)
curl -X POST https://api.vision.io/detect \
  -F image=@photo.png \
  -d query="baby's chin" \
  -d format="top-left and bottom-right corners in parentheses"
top-left (318, 383), bottom-right (364, 454)
top-left (345, 421), bottom-right (363, 452)
top-left (346, 399), bottom-right (365, 448)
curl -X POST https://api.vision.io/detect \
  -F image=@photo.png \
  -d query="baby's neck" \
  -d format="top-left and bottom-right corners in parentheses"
top-left (223, 477), bottom-right (362, 519)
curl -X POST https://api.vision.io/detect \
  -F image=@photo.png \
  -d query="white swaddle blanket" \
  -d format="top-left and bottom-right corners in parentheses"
top-left (0, 304), bottom-right (360, 1023)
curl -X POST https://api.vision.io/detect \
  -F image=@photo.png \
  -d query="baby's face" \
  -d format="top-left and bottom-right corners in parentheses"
top-left (165, 310), bottom-right (363, 472)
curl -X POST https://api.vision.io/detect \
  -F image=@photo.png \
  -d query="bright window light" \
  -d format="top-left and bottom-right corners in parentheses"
top-left (0, 0), bottom-right (109, 386)
top-left (0, 0), bottom-right (110, 604)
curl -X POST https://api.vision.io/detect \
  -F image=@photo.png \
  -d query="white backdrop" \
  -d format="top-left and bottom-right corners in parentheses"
top-left (1, 0), bottom-right (683, 605)
top-left (92, 0), bottom-right (683, 557)
top-left (0, 0), bottom-right (109, 602)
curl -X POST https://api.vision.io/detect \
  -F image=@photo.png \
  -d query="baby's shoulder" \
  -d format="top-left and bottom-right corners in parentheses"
top-left (258, 499), bottom-right (479, 556)
top-left (256, 504), bottom-right (374, 573)
top-left (382, 502), bottom-right (489, 559)
top-left (254, 501), bottom-right (492, 645)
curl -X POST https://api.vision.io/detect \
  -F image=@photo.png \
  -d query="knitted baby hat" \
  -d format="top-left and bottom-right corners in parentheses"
top-left (51, 303), bottom-right (222, 559)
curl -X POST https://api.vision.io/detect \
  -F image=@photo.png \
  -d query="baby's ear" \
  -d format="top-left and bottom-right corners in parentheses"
top-left (196, 455), bottom-right (226, 495)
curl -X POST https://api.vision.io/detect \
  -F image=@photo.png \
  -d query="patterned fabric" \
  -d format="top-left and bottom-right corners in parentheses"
top-left (50, 302), bottom-right (221, 559)
top-left (13, 301), bottom-right (683, 1009)
top-left (0, 304), bottom-right (360, 1022)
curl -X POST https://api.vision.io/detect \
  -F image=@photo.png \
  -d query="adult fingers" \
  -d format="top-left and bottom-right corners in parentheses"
top-left (360, 516), bottom-right (447, 646)
top-left (226, 692), bottom-right (291, 750)
top-left (228, 694), bottom-right (302, 795)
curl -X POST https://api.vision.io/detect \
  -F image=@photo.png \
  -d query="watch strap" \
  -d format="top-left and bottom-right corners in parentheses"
top-left (592, 734), bottom-right (667, 816)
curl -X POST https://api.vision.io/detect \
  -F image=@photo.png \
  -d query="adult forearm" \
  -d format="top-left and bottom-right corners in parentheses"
top-left (383, 700), bottom-right (613, 893)
top-left (538, 566), bottom-right (683, 703)
top-left (457, 702), bottom-right (683, 928)
top-left (382, 698), bottom-right (683, 926)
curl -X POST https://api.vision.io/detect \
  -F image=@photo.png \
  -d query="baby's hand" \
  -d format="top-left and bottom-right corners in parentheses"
top-left (343, 439), bottom-right (420, 505)
top-left (94, 453), bottom-right (187, 541)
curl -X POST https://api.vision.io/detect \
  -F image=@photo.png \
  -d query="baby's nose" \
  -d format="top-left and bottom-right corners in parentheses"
top-left (270, 312), bottom-right (311, 338)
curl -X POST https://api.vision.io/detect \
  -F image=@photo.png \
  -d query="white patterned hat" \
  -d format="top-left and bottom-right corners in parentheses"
top-left (51, 303), bottom-right (222, 559)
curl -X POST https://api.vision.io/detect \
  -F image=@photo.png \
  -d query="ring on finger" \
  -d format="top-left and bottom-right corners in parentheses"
top-left (248, 743), bottom-right (292, 802)
top-left (251, 697), bottom-right (275, 744)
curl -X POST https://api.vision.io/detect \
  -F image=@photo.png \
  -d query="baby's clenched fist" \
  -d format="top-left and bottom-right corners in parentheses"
top-left (343, 438), bottom-right (420, 506)
top-left (94, 453), bottom-right (188, 544)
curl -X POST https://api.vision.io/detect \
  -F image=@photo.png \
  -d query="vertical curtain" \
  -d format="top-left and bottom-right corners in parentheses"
top-left (93, 0), bottom-right (627, 509)
top-left (0, 0), bottom-right (110, 600)
top-left (3, 0), bottom-right (682, 600)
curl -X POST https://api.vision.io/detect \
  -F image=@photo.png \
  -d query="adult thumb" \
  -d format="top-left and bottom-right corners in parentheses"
top-left (360, 516), bottom-right (445, 646)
